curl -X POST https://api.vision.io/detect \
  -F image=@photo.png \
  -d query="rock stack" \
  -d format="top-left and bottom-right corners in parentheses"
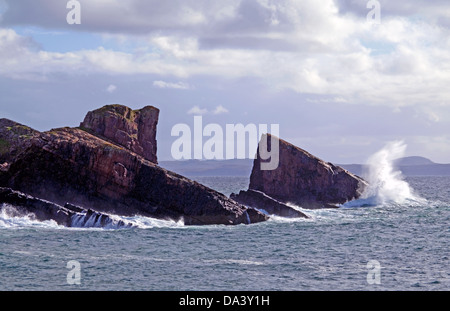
top-left (231, 134), bottom-right (367, 213)
top-left (80, 104), bottom-right (159, 164)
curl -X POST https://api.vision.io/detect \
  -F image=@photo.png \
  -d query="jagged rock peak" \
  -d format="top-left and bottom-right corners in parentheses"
top-left (80, 104), bottom-right (159, 163)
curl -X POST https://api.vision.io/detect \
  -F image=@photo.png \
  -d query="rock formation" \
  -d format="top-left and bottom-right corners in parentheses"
top-left (80, 104), bottom-right (159, 163)
top-left (0, 105), bottom-right (268, 226)
top-left (232, 134), bottom-right (367, 211)
top-left (0, 119), bottom-right (40, 169)
top-left (1, 104), bottom-right (367, 226)
top-left (230, 189), bottom-right (308, 218)
top-left (0, 187), bottom-right (133, 228)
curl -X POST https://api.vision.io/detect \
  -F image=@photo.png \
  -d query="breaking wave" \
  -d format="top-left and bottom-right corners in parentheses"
top-left (121, 215), bottom-right (185, 229)
top-left (0, 204), bottom-right (184, 230)
top-left (70, 211), bottom-right (133, 229)
top-left (0, 205), bottom-right (62, 229)
top-left (344, 141), bottom-right (425, 208)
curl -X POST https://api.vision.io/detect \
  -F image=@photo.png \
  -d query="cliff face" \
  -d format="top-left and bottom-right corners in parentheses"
top-left (0, 105), bottom-right (268, 226)
top-left (234, 134), bottom-right (367, 210)
top-left (80, 104), bottom-right (159, 164)
top-left (0, 119), bottom-right (40, 169)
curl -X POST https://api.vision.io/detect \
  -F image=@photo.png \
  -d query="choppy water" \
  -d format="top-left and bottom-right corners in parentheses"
top-left (0, 176), bottom-right (448, 291)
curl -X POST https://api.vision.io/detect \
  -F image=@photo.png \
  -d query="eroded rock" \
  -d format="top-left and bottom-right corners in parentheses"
top-left (80, 104), bottom-right (159, 163)
top-left (1, 106), bottom-right (268, 226)
top-left (233, 134), bottom-right (367, 211)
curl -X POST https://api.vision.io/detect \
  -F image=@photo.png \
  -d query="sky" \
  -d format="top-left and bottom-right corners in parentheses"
top-left (0, 0), bottom-right (449, 164)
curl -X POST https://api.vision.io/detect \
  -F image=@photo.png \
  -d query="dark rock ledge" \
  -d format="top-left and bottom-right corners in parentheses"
top-left (0, 187), bottom-right (133, 228)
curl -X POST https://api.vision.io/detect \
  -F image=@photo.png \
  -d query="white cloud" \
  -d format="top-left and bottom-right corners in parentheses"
top-left (416, 106), bottom-right (447, 124)
top-left (187, 105), bottom-right (208, 115)
top-left (153, 80), bottom-right (190, 90)
top-left (1, 1), bottom-right (450, 163)
top-left (306, 97), bottom-right (349, 104)
top-left (212, 105), bottom-right (229, 115)
top-left (106, 84), bottom-right (117, 93)
top-left (186, 105), bottom-right (228, 115)
top-left (0, 0), bottom-right (243, 37)
top-left (1, 0), bottom-right (450, 111)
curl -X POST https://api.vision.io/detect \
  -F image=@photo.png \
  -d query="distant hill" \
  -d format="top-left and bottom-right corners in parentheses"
top-left (159, 159), bottom-right (254, 177)
top-left (160, 157), bottom-right (450, 177)
top-left (340, 157), bottom-right (450, 177)
top-left (394, 156), bottom-right (435, 166)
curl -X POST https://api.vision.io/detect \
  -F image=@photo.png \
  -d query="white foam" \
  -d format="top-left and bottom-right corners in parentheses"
top-left (250, 203), bottom-right (312, 223)
top-left (0, 203), bottom-right (186, 230)
top-left (0, 205), bottom-right (62, 229)
top-left (245, 211), bottom-right (251, 224)
top-left (203, 259), bottom-right (265, 266)
top-left (345, 141), bottom-right (426, 208)
top-left (122, 215), bottom-right (185, 229)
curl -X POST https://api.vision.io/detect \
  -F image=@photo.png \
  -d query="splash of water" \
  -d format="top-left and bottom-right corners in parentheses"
top-left (0, 203), bottom-right (184, 230)
top-left (364, 140), bottom-right (414, 204)
top-left (0, 204), bottom-right (62, 229)
top-left (70, 211), bottom-right (134, 229)
top-left (345, 141), bottom-right (422, 207)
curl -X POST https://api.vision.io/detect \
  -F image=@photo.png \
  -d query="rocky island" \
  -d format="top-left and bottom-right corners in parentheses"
top-left (0, 105), bottom-right (267, 226)
top-left (0, 105), bottom-right (367, 227)
top-left (231, 134), bottom-right (367, 213)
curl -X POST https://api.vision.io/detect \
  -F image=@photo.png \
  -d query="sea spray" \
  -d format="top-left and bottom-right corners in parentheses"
top-left (364, 140), bottom-right (414, 204)
top-left (245, 211), bottom-right (251, 224)
top-left (0, 204), bottom-right (61, 229)
top-left (70, 211), bottom-right (134, 229)
top-left (345, 141), bottom-right (423, 207)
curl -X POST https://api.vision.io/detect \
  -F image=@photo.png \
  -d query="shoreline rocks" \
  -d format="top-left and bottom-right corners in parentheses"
top-left (0, 187), bottom-right (133, 228)
top-left (230, 189), bottom-right (308, 218)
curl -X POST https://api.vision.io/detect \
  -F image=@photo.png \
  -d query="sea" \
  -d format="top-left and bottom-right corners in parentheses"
top-left (0, 174), bottom-right (448, 291)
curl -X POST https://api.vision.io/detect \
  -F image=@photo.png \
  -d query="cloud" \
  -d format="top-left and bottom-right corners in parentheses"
top-left (0, 1), bottom-right (449, 164)
top-left (0, 0), bottom-right (237, 33)
top-left (106, 84), bottom-right (117, 93)
top-left (187, 105), bottom-right (208, 115)
top-left (0, 1), bottom-right (450, 110)
top-left (153, 80), bottom-right (190, 90)
top-left (307, 96), bottom-right (349, 104)
top-left (409, 135), bottom-right (450, 163)
top-left (187, 105), bottom-right (228, 115)
top-left (335, 0), bottom-right (450, 27)
top-left (212, 105), bottom-right (228, 115)
top-left (186, 105), bottom-right (228, 115)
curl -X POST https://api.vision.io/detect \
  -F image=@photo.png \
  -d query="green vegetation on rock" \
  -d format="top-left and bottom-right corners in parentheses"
top-left (0, 138), bottom-right (11, 155)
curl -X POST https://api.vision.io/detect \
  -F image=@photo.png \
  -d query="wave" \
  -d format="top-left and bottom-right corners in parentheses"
top-left (0, 204), bottom-right (185, 230)
top-left (0, 203), bottom-right (311, 228)
top-left (203, 259), bottom-right (265, 266)
top-left (0, 205), bottom-right (62, 229)
top-left (70, 211), bottom-right (134, 229)
top-left (121, 215), bottom-right (185, 229)
top-left (344, 141), bottom-right (426, 208)
top-left (260, 203), bottom-right (313, 223)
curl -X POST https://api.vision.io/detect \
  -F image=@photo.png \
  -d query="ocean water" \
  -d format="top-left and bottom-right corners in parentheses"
top-left (0, 175), bottom-right (448, 291)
